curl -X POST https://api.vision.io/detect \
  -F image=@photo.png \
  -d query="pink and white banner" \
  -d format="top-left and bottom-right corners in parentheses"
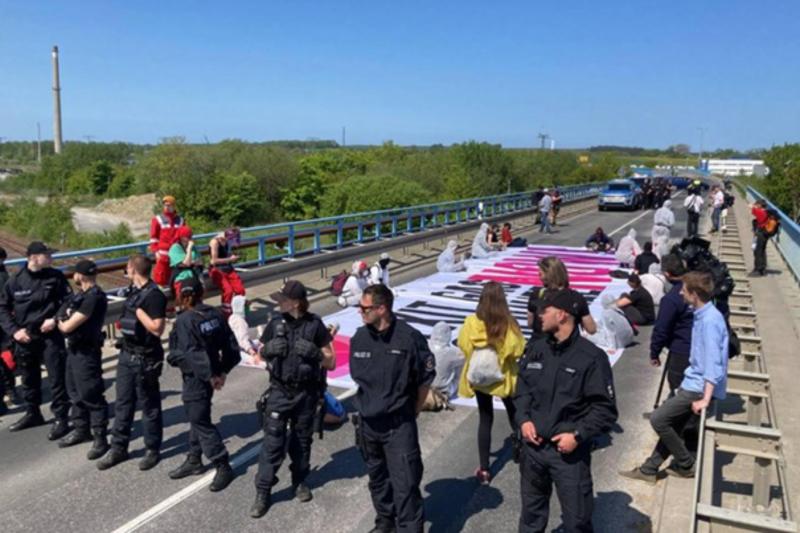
top-left (322, 245), bottom-right (632, 398)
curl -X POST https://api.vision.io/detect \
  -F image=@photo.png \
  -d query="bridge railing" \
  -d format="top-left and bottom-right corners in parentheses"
top-left (746, 186), bottom-right (800, 282)
top-left (5, 183), bottom-right (602, 279)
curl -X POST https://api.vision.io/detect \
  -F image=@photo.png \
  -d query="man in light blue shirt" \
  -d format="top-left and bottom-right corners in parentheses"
top-left (621, 271), bottom-right (728, 483)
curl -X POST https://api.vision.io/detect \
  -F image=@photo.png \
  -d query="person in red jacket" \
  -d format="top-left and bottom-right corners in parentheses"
top-left (209, 228), bottom-right (246, 317)
top-left (750, 199), bottom-right (770, 276)
top-left (150, 196), bottom-right (185, 287)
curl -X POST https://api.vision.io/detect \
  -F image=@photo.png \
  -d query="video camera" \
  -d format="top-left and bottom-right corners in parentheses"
top-left (672, 236), bottom-right (735, 313)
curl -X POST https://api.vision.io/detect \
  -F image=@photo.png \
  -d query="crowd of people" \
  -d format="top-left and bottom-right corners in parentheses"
top-left (0, 180), bottom-right (785, 532)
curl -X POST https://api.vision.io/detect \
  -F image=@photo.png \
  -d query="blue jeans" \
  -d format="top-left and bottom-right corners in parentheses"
top-left (539, 211), bottom-right (551, 233)
top-left (712, 207), bottom-right (722, 231)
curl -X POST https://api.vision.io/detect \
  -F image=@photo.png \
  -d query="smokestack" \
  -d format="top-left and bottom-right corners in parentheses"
top-left (52, 46), bottom-right (63, 154)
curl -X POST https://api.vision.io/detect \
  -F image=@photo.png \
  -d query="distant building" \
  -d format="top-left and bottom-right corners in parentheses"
top-left (703, 159), bottom-right (769, 177)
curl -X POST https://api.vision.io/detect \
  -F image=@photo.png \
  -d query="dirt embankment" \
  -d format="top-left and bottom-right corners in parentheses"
top-left (72, 194), bottom-right (157, 236)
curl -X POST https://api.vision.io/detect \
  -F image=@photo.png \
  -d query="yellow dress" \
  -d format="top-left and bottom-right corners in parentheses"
top-left (457, 314), bottom-right (526, 399)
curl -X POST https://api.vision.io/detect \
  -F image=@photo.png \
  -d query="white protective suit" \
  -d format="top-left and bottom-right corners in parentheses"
top-left (651, 200), bottom-right (675, 258)
top-left (437, 240), bottom-right (466, 273)
top-left (586, 293), bottom-right (635, 352)
top-left (471, 222), bottom-right (494, 259)
top-left (228, 295), bottom-right (262, 363)
top-left (338, 261), bottom-right (369, 307)
top-left (640, 263), bottom-right (670, 306)
top-left (368, 257), bottom-right (390, 288)
top-left (615, 228), bottom-right (642, 267)
top-left (428, 322), bottom-right (466, 399)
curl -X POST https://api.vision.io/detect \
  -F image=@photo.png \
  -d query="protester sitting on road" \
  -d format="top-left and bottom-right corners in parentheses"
top-left (585, 227), bottom-right (614, 252)
top-left (228, 295), bottom-right (262, 364)
top-left (528, 256), bottom-right (597, 341)
top-left (615, 228), bottom-right (641, 267)
top-left (616, 273), bottom-right (656, 326)
top-left (640, 263), bottom-right (669, 307)
top-left (169, 226), bottom-right (203, 297)
top-left (428, 321), bottom-right (465, 406)
top-left (209, 228), bottom-right (245, 317)
top-left (367, 252), bottom-right (391, 287)
top-left (488, 224), bottom-right (505, 250)
top-left (471, 222), bottom-right (495, 259)
top-left (458, 281), bottom-right (526, 485)
top-left (437, 240), bottom-right (466, 273)
top-left (501, 222), bottom-right (527, 247)
top-left (621, 271), bottom-right (728, 483)
top-left (585, 293), bottom-right (635, 351)
top-left (634, 241), bottom-right (660, 275)
top-left (337, 261), bottom-right (369, 307)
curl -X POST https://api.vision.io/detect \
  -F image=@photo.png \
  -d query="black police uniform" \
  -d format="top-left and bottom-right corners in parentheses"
top-left (0, 264), bottom-right (71, 427)
top-left (0, 262), bottom-right (15, 409)
top-left (61, 285), bottom-right (109, 438)
top-left (109, 281), bottom-right (167, 453)
top-left (167, 302), bottom-right (240, 464)
top-left (349, 317), bottom-right (435, 533)
top-left (514, 327), bottom-right (618, 533)
top-left (254, 312), bottom-right (332, 494)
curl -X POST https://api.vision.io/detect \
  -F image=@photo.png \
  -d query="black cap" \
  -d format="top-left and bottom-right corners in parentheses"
top-left (538, 288), bottom-right (584, 316)
top-left (26, 241), bottom-right (57, 256)
top-left (179, 278), bottom-right (205, 296)
top-left (271, 280), bottom-right (307, 303)
top-left (74, 259), bottom-right (98, 276)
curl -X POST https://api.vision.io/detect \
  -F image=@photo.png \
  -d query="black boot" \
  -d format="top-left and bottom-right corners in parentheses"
top-left (249, 490), bottom-right (271, 518)
top-left (97, 447), bottom-right (129, 470)
top-left (168, 455), bottom-right (204, 480)
top-left (292, 482), bottom-right (313, 502)
top-left (209, 459), bottom-right (235, 492)
top-left (58, 428), bottom-right (91, 448)
top-left (87, 432), bottom-right (110, 460)
top-left (9, 410), bottom-right (45, 432)
top-left (48, 419), bottom-right (70, 441)
top-left (138, 449), bottom-right (161, 471)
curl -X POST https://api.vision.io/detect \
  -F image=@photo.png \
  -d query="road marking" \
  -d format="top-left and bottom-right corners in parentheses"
top-left (607, 191), bottom-right (685, 237)
top-left (110, 444), bottom-right (262, 533)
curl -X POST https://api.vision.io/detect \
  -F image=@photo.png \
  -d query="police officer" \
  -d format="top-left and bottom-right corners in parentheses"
top-left (0, 241), bottom-right (72, 439)
top-left (98, 254), bottom-right (167, 471)
top-left (56, 259), bottom-right (110, 460)
top-left (166, 279), bottom-right (240, 492)
top-left (250, 280), bottom-right (336, 518)
top-left (349, 284), bottom-right (435, 533)
top-left (514, 288), bottom-right (618, 533)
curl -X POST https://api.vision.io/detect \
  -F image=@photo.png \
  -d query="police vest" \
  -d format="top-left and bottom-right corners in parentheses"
top-left (167, 304), bottom-right (227, 379)
top-left (119, 282), bottom-right (160, 347)
top-left (268, 315), bottom-right (322, 388)
top-left (60, 286), bottom-right (105, 349)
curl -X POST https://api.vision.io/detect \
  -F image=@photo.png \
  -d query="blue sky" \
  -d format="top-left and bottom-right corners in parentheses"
top-left (1, 1), bottom-right (798, 149)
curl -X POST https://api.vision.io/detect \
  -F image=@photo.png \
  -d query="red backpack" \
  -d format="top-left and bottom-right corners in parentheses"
top-left (330, 271), bottom-right (349, 296)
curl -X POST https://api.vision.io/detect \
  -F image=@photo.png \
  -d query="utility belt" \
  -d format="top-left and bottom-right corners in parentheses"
top-left (269, 375), bottom-right (323, 396)
top-left (360, 404), bottom-right (415, 431)
top-left (118, 337), bottom-right (159, 358)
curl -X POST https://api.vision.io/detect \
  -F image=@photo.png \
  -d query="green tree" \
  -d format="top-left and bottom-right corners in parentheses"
top-left (320, 175), bottom-right (431, 216)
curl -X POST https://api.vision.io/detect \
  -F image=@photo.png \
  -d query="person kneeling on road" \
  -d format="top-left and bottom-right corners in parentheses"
top-left (621, 271), bottom-right (728, 483)
top-left (585, 227), bottom-right (614, 252)
top-left (250, 280), bottom-right (336, 518)
top-left (616, 273), bottom-right (656, 326)
top-left (515, 288), bottom-right (618, 532)
top-left (338, 261), bottom-right (369, 308)
top-left (166, 279), bottom-right (241, 492)
top-left (56, 260), bottom-right (110, 461)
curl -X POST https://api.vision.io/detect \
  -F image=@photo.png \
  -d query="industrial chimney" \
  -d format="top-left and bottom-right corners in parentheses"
top-left (52, 45), bottom-right (63, 154)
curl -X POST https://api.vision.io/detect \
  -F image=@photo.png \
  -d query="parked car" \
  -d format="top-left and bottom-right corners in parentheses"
top-left (598, 179), bottom-right (643, 211)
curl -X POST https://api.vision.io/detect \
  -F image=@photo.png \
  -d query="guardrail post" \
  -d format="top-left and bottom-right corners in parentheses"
top-left (406, 213), bottom-right (412, 233)
top-left (336, 219), bottom-right (344, 249)
top-left (391, 215), bottom-right (398, 238)
top-left (357, 222), bottom-right (364, 243)
top-left (375, 215), bottom-right (382, 240)
top-left (752, 457), bottom-right (772, 512)
top-left (258, 238), bottom-right (266, 265)
top-left (455, 206), bottom-right (461, 224)
top-left (313, 228), bottom-right (321, 253)
top-left (287, 225), bottom-right (295, 257)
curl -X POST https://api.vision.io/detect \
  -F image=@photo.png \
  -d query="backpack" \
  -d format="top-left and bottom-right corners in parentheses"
top-left (763, 210), bottom-right (780, 238)
top-left (330, 270), bottom-right (349, 296)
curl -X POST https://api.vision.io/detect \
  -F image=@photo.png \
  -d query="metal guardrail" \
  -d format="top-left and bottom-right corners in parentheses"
top-left (746, 186), bottom-right (800, 283)
top-left (5, 183), bottom-right (602, 284)
top-left (691, 206), bottom-right (797, 532)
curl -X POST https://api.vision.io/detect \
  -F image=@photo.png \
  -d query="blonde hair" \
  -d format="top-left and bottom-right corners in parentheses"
top-left (538, 256), bottom-right (569, 289)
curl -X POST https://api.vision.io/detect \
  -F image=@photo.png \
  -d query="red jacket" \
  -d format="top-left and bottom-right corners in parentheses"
top-left (751, 206), bottom-right (768, 229)
top-left (150, 211), bottom-right (185, 254)
top-left (501, 227), bottom-right (513, 244)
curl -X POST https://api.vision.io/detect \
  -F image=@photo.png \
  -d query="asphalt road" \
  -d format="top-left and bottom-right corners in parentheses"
top-left (0, 197), bottom-right (690, 533)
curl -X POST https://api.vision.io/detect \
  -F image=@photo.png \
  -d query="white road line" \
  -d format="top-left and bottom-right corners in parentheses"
top-left (110, 444), bottom-right (262, 533)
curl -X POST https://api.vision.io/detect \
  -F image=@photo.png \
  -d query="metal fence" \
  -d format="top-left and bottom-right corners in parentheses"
top-left (5, 183), bottom-right (602, 283)
top-left (746, 186), bottom-right (800, 282)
